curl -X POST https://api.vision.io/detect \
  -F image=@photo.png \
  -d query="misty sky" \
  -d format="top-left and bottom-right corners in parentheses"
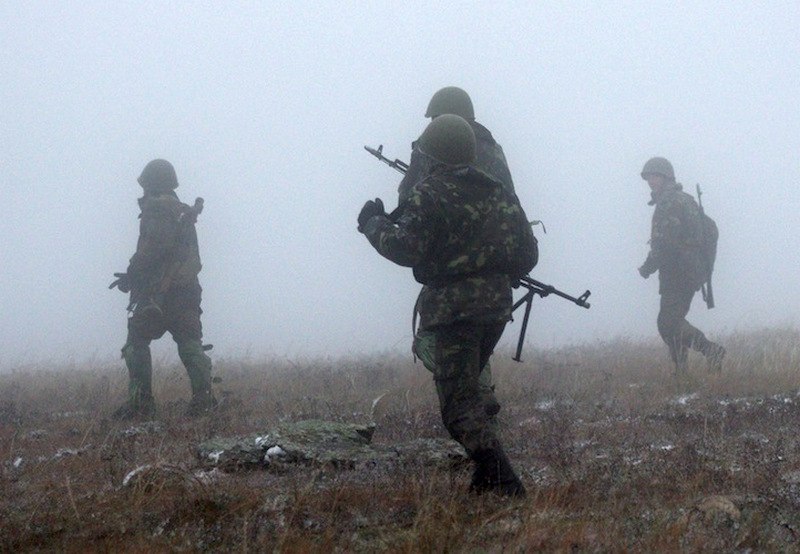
top-left (1, 1), bottom-right (799, 368)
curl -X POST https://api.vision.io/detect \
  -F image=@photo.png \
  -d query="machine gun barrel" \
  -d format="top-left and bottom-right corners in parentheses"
top-left (512, 276), bottom-right (591, 362)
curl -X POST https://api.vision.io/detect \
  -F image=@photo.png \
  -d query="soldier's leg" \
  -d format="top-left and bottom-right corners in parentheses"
top-left (672, 292), bottom-right (725, 372)
top-left (477, 362), bottom-right (501, 417)
top-left (176, 339), bottom-right (215, 411)
top-left (430, 322), bottom-right (497, 454)
top-left (659, 291), bottom-right (724, 373)
top-left (114, 313), bottom-right (162, 419)
top-left (167, 285), bottom-right (216, 414)
top-left (414, 329), bottom-right (500, 418)
top-left (430, 322), bottom-right (524, 497)
top-left (658, 292), bottom-right (691, 373)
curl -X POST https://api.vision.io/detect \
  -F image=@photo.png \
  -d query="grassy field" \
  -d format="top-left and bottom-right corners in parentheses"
top-left (2, 327), bottom-right (800, 551)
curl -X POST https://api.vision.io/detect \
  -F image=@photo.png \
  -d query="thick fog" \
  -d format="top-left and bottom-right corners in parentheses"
top-left (1, 2), bottom-right (798, 368)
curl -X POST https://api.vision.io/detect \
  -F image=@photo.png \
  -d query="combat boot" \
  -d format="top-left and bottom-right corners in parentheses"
top-left (112, 396), bottom-right (156, 420)
top-left (178, 339), bottom-right (217, 416)
top-left (705, 342), bottom-right (725, 373)
top-left (470, 447), bottom-right (526, 498)
top-left (186, 390), bottom-right (218, 416)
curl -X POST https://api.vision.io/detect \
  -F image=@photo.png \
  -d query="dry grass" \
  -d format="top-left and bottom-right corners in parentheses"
top-left (2, 327), bottom-right (800, 551)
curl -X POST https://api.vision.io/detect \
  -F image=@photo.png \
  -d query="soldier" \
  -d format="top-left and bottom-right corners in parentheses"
top-left (110, 159), bottom-right (217, 418)
top-left (398, 86), bottom-right (515, 201)
top-left (638, 157), bottom-right (725, 374)
top-left (401, 86), bottom-right (516, 420)
top-left (359, 114), bottom-right (532, 497)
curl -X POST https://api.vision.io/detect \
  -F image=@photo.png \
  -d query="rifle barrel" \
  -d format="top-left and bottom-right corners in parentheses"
top-left (364, 145), bottom-right (408, 175)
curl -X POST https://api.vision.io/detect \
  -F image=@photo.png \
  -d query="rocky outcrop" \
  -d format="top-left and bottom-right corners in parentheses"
top-left (197, 419), bottom-right (467, 470)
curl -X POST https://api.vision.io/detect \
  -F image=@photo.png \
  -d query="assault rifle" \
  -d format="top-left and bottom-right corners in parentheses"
top-left (696, 184), bottom-right (714, 309)
top-left (512, 277), bottom-right (591, 362)
top-left (364, 144), bottom-right (410, 222)
top-left (364, 144), bottom-right (409, 175)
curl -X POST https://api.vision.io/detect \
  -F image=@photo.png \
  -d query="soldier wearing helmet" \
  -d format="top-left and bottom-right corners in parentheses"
top-left (398, 87), bottom-right (515, 203)
top-left (110, 159), bottom-right (217, 418)
top-left (398, 87), bottom-right (518, 421)
top-left (358, 115), bottom-right (528, 497)
top-left (639, 157), bottom-right (725, 373)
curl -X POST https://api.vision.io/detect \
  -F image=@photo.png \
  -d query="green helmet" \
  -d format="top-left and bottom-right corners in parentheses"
top-left (425, 86), bottom-right (475, 120)
top-left (138, 159), bottom-right (179, 190)
top-left (641, 157), bottom-right (675, 181)
top-left (417, 114), bottom-right (477, 166)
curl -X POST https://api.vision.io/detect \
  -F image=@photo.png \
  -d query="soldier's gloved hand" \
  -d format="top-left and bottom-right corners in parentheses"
top-left (638, 266), bottom-right (650, 279)
top-left (109, 272), bottom-right (131, 293)
top-left (357, 198), bottom-right (386, 232)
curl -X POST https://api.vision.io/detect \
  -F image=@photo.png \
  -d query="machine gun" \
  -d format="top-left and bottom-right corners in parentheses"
top-left (512, 276), bottom-right (591, 362)
top-left (365, 144), bottom-right (589, 361)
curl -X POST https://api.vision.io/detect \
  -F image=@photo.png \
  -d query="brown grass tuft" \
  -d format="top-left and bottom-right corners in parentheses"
top-left (2, 327), bottom-right (800, 550)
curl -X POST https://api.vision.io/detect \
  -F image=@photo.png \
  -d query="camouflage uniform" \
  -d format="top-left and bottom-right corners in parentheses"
top-left (363, 164), bottom-right (519, 457)
top-left (640, 182), bottom-right (722, 372)
top-left (399, 120), bottom-right (516, 417)
top-left (118, 185), bottom-right (215, 417)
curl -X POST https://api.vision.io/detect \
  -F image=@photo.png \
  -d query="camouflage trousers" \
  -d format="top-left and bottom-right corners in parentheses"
top-left (657, 289), bottom-right (711, 371)
top-left (414, 330), bottom-right (500, 417)
top-left (414, 320), bottom-right (506, 457)
top-left (122, 284), bottom-right (212, 404)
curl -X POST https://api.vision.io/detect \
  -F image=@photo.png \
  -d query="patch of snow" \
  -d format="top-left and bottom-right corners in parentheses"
top-left (122, 464), bottom-right (152, 487)
top-left (53, 411), bottom-right (87, 419)
top-left (536, 399), bottom-right (555, 411)
top-left (651, 442), bottom-right (675, 451)
top-left (254, 435), bottom-right (271, 448)
top-left (265, 445), bottom-right (286, 461)
top-left (194, 468), bottom-right (223, 484)
top-left (53, 446), bottom-right (90, 459)
top-left (740, 432), bottom-right (769, 444)
top-left (13, 457), bottom-right (23, 468)
top-left (672, 393), bottom-right (699, 406)
top-left (121, 421), bottom-right (163, 438)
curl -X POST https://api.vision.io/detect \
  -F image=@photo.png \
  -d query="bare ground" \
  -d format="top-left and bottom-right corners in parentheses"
top-left (2, 327), bottom-right (800, 552)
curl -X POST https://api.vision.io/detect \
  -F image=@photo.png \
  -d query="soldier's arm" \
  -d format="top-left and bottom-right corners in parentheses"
top-left (127, 200), bottom-right (180, 278)
top-left (363, 187), bottom-right (437, 267)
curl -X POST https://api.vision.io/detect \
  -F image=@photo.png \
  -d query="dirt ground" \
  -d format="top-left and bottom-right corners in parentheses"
top-left (2, 327), bottom-right (800, 552)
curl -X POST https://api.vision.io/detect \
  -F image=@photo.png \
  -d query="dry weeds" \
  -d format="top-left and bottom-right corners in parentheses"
top-left (2, 327), bottom-right (800, 551)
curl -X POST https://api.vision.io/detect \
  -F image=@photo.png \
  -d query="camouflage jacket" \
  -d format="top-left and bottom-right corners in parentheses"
top-left (127, 191), bottom-right (202, 297)
top-left (397, 120), bottom-right (515, 205)
top-left (364, 165), bottom-right (524, 330)
top-left (640, 183), bottom-right (705, 294)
